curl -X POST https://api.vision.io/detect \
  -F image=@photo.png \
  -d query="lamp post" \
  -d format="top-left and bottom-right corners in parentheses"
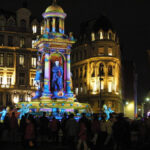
top-left (141, 97), bottom-right (150, 117)
top-left (99, 64), bottom-right (103, 112)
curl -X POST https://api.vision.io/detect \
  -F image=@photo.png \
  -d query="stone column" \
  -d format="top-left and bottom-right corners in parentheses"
top-left (62, 19), bottom-right (64, 34)
top-left (59, 18), bottom-right (62, 33)
top-left (64, 59), bottom-right (67, 92)
top-left (46, 18), bottom-right (50, 32)
top-left (43, 53), bottom-right (51, 96)
top-left (66, 54), bottom-right (72, 94)
top-left (52, 18), bottom-right (56, 32)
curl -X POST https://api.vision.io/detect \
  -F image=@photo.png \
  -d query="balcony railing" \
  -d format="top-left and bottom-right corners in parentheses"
top-left (0, 26), bottom-right (32, 33)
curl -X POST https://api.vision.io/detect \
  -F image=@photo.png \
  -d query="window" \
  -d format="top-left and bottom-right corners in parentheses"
top-left (7, 75), bottom-right (12, 85)
top-left (41, 26), bottom-right (44, 34)
top-left (30, 74), bottom-right (36, 86)
top-left (20, 37), bottom-right (25, 48)
top-left (99, 63), bottom-right (104, 76)
top-left (31, 57), bottom-right (37, 68)
top-left (100, 31), bottom-right (103, 39)
top-left (101, 81), bottom-right (104, 90)
top-left (84, 50), bottom-right (87, 59)
top-left (7, 54), bottom-right (13, 67)
top-left (20, 19), bottom-right (26, 28)
top-left (19, 55), bottom-right (24, 65)
top-left (8, 36), bottom-right (13, 46)
top-left (91, 33), bottom-right (95, 41)
top-left (108, 65), bottom-right (113, 76)
top-left (19, 73), bottom-right (25, 85)
top-left (8, 19), bottom-right (15, 26)
top-left (75, 88), bottom-right (78, 95)
top-left (92, 67), bottom-right (95, 77)
top-left (98, 48), bottom-right (104, 55)
top-left (0, 74), bottom-right (3, 84)
top-left (108, 33), bottom-right (112, 40)
top-left (76, 69), bottom-right (78, 78)
top-left (108, 82), bottom-right (112, 92)
top-left (0, 53), bottom-right (4, 66)
top-left (84, 65), bottom-right (87, 78)
top-left (80, 67), bottom-right (82, 78)
top-left (0, 35), bottom-right (4, 46)
top-left (108, 48), bottom-right (113, 56)
top-left (32, 40), bottom-right (36, 48)
top-left (32, 25), bottom-right (37, 33)
top-left (19, 94), bottom-right (24, 102)
top-left (0, 17), bottom-right (5, 26)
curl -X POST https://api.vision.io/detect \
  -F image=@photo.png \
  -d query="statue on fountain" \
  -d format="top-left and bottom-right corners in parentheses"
top-left (52, 60), bottom-right (64, 98)
top-left (18, 104), bottom-right (32, 119)
top-left (0, 108), bottom-right (7, 121)
top-left (103, 104), bottom-right (114, 120)
top-left (32, 61), bottom-right (42, 99)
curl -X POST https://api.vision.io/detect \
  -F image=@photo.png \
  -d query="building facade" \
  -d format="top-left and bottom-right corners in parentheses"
top-left (0, 6), bottom-right (43, 107)
top-left (71, 16), bottom-right (123, 113)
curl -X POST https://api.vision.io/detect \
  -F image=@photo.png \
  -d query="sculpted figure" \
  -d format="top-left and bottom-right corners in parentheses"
top-left (52, 61), bottom-right (63, 91)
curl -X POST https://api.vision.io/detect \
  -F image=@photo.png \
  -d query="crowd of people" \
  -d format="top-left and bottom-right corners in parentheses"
top-left (0, 111), bottom-right (150, 150)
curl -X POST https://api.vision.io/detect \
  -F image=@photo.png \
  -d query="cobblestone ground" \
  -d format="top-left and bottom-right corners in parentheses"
top-left (0, 142), bottom-right (69, 150)
top-left (1, 130), bottom-right (150, 150)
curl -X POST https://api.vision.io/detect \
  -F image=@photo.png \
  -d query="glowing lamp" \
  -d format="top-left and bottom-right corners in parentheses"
top-left (13, 96), bottom-right (19, 104)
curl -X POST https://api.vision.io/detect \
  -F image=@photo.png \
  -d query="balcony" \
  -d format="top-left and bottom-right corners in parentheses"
top-left (0, 84), bottom-right (15, 89)
top-left (0, 26), bottom-right (32, 33)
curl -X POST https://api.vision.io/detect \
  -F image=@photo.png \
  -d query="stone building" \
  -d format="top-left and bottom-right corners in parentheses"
top-left (71, 15), bottom-right (123, 113)
top-left (0, 5), bottom-right (43, 106)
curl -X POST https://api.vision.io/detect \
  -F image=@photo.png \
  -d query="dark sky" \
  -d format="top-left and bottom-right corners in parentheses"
top-left (1, 0), bottom-right (150, 102)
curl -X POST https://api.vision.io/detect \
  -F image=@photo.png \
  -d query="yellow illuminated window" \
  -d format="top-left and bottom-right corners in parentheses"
top-left (100, 31), bottom-right (103, 39)
top-left (7, 75), bottom-right (12, 85)
top-left (98, 48), bottom-right (104, 55)
top-left (91, 33), bottom-right (95, 41)
top-left (0, 53), bottom-right (4, 66)
top-left (0, 74), bottom-right (3, 84)
top-left (32, 40), bottom-right (36, 48)
top-left (19, 55), bottom-right (24, 65)
top-left (41, 26), bottom-right (44, 34)
top-left (20, 37), bottom-right (25, 48)
top-left (108, 82), bottom-right (112, 92)
top-left (32, 25), bottom-right (37, 33)
top-left (31, 57), bottom-right (37, 68)
top-left (108, 48), bottom-right (112, 56)
top-left (101, 81), bottom-right (104, 90)
top-left (75, 88), bottom-right (78, 95)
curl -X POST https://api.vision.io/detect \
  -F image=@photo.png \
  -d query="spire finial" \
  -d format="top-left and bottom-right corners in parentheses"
top-left (52, 0), bottom-right (57, 5)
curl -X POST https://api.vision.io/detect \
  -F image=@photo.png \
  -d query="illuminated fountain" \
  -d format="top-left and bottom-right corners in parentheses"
top-left (16, 0), bottom-right (92, 115)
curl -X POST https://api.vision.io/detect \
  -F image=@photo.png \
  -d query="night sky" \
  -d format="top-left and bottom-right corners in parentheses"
top-left (1, 0), bottom-right (150, 103)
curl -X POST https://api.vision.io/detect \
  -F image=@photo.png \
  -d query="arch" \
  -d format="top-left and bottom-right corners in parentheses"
top-left (7, 17), bottom-right (16, 26)
top-left (108, 65), bottom-right (113, 76)
top-left (0, 15), bottom-right (6, 26)
top-left (91, 32), bottom-right (95, 41)
top-left (108, 30), bottom-right (113, 40)
top-left (80, 66), bottom-right (83, 78)
top-left (50, 53), bottom-right (64, 92)
top-left (91, 63), bottom-right (96, 77)
top-left (99, 63), bottom-right (105, 76)
top-left (99, 29), bottom-right (104, 40)
top-left (20, 19), bottom-right (26, 28)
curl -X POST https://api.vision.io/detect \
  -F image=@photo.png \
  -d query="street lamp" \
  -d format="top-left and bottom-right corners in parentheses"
top-left (99, 63), bottom-right (103, 111)
top-left (146, 97), bottom-right (150, 102)
top-left (142, 97), bottom-right (150, 117)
